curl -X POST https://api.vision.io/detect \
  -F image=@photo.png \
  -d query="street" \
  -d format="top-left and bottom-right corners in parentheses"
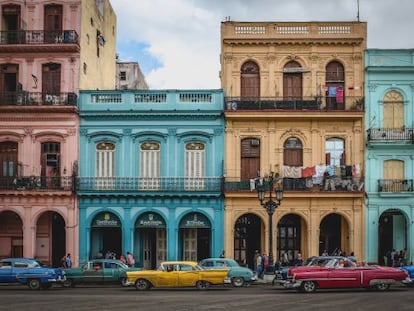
top-left (1, 283), bottom-right (414, 311)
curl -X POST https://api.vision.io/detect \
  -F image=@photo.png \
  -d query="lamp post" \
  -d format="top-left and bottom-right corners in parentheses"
top-left (256, 172), bottom-right (283, 271)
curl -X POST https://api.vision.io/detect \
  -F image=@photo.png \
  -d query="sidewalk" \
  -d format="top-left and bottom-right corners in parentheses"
top-left (254, 273), bottom-right (274, 285)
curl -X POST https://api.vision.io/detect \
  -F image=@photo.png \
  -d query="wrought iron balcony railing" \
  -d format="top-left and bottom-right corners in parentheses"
top-left (224, 96), bottom-right (364, 111)
top-left (225, 176), bottom-right (364, 192)
top-left (76, 177), bottom-right (223, 192)
top-left (0, 30), bottom-right (79, 45)
top-left (0, 91), bottom-right (77, 106)
top-left (367, 128), bottom-right (414, 142)
top-left (0, 176), bottom-right (73, 191)
top-left (378, 179), bottom-right (414, 193)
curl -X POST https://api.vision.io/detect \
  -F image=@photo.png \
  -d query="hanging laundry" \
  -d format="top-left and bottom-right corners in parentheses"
top-left (336, 87), bottom-right (344, 103)
top-left (328, 86), bottom-right (337, 96)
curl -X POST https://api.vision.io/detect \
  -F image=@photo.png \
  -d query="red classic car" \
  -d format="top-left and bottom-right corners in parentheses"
top-left (283, 258), bottom-right (410, 292)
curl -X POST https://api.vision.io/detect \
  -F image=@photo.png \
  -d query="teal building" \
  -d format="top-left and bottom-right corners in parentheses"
top-left (365, 49), bottom-right (414, 265)
top-left (77, 90), bottom-right (225, 268)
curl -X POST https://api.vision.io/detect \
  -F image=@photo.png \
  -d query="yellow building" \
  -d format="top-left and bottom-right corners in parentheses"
top-left (80, 0), bottom-right (117, 90)
top-left (221, 21), bottom-right (366, 269)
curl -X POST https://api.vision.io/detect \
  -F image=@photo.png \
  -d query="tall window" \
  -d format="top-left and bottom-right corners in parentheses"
top-left (383, 160), bottom-right (404, 192)
top-left (241, 61), bottom-right (260, 99)
top-left (44, 4), bottom-right (62, 43)
top-left (325, 61), bottom-right (345, 110)
top-left (185, 142), bottom-right (205, 190)
top-left (283, 137), bottom-right (303, 166)
top-left (42, 63), bottom-right (61, 102)
top-left (0, 141), bottom-right (17, 188)
top-left (383, 90), bottom-right (404, 128)
top-left (140, 142), bottom-right (160, 190)
top-left (325, 138), bottom-right (345, 166)
top-left (96, 142), bottom-right (115, 189)
top-left (283, 61), bottom-right (302, 100)
top-left (241, 138), bottom-right (260, 180)
top-left (41, 142), bottom-right (60, 188)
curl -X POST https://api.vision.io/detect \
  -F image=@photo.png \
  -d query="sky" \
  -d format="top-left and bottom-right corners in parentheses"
top-left (112, 0), bottom-right (414, 90)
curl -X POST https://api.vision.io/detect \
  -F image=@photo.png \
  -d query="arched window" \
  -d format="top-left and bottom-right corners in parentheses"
top-left (325, 61), bottom-right (345, 110)
top-left (241, 61), bottom-right (260, 99)
top-left (95, 142), bottom-right (115, 189)
top-left (140, 142), bottom-right (160, 190)
top-left (283, 137), bottom-right (303, 166)
top-left (325, 138), bottom-right (345, 166)
top-left (283, 61), bottom-right (302, 100)
top-left (185, 142), bottom-right (205, 190)
top-left (383, 90), bottom-right (404, 128)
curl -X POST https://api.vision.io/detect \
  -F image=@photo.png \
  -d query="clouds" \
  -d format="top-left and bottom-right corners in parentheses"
top-left (112, 0), bottom-right (414, 89)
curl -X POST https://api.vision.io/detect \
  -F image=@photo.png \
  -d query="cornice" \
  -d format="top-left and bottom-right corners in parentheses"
top-left (81, 113), bottom-right (223, 121)
top-left (223, 38), bottom-right (365, 47)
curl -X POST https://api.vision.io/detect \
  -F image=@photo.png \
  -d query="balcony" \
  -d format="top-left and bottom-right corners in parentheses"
top-left (224, 96), bottom-right (364, 111)
top-left (0, 91), bottom-right (77, 106)
top-left (76, 177), bottom-right (223, 192)
top-left (0, 30), bottom-right (79, 53)
top-left (378, 179), bottom-right (413, 193)
top-left (367, 128), bottom-right (414, 142)
top-left (0, 176), bottom-right (73, 191)
top-left (225, 176), bottom-right (364, 192)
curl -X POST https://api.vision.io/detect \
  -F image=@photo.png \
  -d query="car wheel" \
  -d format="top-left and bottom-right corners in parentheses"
top-left (196, 280), bottom-right (210, 290)
top-left (120, 277), bottom-right (129, 287)
top-left (376, 283), bottom-right (390, 291)
top-left (301, 281), bottom-right (317, 293)
top-left (63, 279), bottom-right (75, 288)
top-left (135, 279), bottom-right (150, 291)
top-left (231, 277), bottom-right (245, 287)
top-left (28, 279), bottom-right (41, 290)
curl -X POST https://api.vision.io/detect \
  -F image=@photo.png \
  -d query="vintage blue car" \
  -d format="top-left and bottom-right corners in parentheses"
top-left (0, 257), bottom-right (66, 290)
top-left (400, 264), bottom-right (414, 286)
top-left (199, 257), bottom-right (256, 287)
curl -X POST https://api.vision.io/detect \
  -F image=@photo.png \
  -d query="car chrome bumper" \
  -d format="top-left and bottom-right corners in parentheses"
top-left (282, 280), bottom-right (302, 289)
top-left (402, 277), bottom-right (413, 285)
top-left (50, 275), bottom-right (66, 283)
top-left (224, 277), bottom-right (232, 284)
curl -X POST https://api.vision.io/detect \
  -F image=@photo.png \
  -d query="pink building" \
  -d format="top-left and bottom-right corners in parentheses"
top-left (0, 0), bottom-right (117, 267)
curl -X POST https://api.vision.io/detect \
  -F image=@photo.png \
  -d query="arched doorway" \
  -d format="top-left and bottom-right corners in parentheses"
top-left (277, 214), bottom-right (305, 265)
top-left (36, 211), bottom-right (65, 267)
top-left (234, 213), bottom-right (262, 269)
top-left (134, 212), bottom-right (167, 269)
top-left (90, 212), bottom-right (122, 260)
top-left (378, 209), bottom-right (407, 266)
top-left (179, 212), bottom-right (211, 261)
top-left (325, 61), bottom-right (345, 110)
top-left (0, 211), bottom-right (23, 258)
top-left (319, 213), bottom-right (350, 256)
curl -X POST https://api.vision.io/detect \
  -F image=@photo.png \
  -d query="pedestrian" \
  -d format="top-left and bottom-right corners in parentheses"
top-left (65, 253), bottom-right (72, 268)
top-left (120, 254), bottom-right (126, 264)
top-left (219, 250), bottom-right (225, 258)
top-left (60, 255), bottom-right (67, 268)
top-left (127, 251), bottom-right (135, 267)
top-left (293, 253), bottom-right (303, 266)
top-left (255, 251), bottom-right (262, 279)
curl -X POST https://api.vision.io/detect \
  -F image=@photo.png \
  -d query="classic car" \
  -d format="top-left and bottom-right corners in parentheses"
top-left (63, 259), bottom-right (140, 287)
top-left (126, 261), bottom-right (229, 290)
top-left (273, 255), bottom-right (356, 285)
top-left (400, 264), bottom-right (414, 286)
top-left (199, 257), bottom-right (256, 287)
top-left (283, 258), bottom-right (410, 292)
top-left (0, 257), bottom-right (66, 290)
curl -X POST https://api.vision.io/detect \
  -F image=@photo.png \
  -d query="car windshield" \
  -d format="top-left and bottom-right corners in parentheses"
top-left (324, 259), bottom-right (339, 268)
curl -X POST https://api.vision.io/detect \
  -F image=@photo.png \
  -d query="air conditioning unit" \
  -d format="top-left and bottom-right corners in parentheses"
top-left (250, 139), bottom-right (260, 146)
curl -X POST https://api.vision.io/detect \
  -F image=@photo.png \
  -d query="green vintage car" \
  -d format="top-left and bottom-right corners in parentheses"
top-left (199, 258), bottom-right (256, 287)
top-left (63, 259), bottom-right (140, 287)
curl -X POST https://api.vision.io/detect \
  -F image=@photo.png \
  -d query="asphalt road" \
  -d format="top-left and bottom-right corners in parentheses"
top-left (1, 283), bottom-right (414, 311)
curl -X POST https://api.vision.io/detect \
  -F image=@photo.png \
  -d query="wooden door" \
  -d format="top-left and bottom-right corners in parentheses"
top-left (44, 5), bottom-right (62, 43)
top-left (283, 74), bottom-right (302, 99)
top-left (383, 91), bottom-right (404, 128)
top-left (241, 61), bottom-right (260, 99)
top-left (241, 138), bottom-right (260, 180)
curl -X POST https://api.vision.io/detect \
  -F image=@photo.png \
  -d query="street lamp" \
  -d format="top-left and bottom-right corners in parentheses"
top-left (256, 172), bottom-right (283, 272)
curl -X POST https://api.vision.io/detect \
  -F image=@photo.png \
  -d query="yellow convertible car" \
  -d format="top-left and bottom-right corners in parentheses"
top-left (126, 261), bottom-right (229, 290)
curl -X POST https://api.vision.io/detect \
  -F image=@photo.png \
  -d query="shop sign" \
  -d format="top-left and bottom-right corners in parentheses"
top-left (92, 212), bottom-right (120, 227)
top-left (180, 213), bottom-right (210, 228)
top-left (136, 213), bottom-right (166, 228)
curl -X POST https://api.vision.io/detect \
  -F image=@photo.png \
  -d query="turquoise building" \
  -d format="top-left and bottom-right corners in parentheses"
top-left (365, 49), bottom-right (414, 265)
top-left (77, 89), bottom-right (225, 268)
